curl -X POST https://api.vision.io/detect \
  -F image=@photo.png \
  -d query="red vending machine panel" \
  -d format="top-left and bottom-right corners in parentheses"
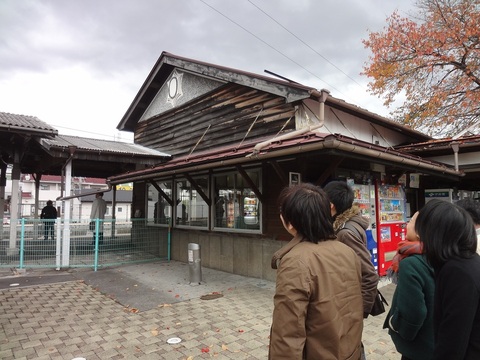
top-left (376, 184), bottom-right (407, 276)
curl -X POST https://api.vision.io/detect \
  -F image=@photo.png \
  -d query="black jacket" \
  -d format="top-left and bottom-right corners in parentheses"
top-left (41, 205), bottom-right (57, 219)
top-left (433, 255), bottom-right (480, 359)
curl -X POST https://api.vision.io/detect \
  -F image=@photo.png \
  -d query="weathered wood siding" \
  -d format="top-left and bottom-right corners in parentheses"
top-left (134, 83), bottom-right (297, 157)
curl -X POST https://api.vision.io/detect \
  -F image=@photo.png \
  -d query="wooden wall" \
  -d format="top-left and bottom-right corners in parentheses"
top-left (134, 83), bottom-right (297, 157)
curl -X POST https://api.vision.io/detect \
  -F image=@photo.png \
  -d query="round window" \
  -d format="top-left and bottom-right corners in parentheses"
top-left (169, 77), bottom-right (178, 98)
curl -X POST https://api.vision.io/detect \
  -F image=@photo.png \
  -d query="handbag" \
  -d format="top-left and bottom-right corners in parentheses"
top-left (89, 221), bottom-right (95, 231)
top-left (370, 289), bottom-right (389, 316)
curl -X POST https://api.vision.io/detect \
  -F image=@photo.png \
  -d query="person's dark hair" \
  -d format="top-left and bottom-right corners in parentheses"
top-left (47, 200), bottom-right (53, 206)
top-left (416, 199), bottom-right (477, 270)
top-left (323, 180), bottom-right (354, 215)
top-left (456, 198), bottom-right (480, 225)
top-left (98, 192), bottom-right (104, 197)
top-left (278, 183), bottom-right (334, 243)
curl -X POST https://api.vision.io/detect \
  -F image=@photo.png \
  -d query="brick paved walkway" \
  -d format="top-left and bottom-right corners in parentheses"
top-left (0, 265), bottom-right (399, 359)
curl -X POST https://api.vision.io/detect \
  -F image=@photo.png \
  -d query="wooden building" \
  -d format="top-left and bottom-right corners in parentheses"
top-left (111, 52), bottom-right (461, 281)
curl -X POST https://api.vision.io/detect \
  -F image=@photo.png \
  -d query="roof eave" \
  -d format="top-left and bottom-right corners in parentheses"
top-left (108, 133), bottom-right (460, 184)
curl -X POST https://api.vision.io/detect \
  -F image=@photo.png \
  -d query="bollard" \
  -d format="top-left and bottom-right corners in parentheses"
top-left (188, 243), bottom-right (202, 284)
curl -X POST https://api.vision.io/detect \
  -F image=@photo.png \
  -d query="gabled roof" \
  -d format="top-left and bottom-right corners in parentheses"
top-left (12, 133), bottom-right (171, 178)
top-left (0, 111), bottom-right (58, 137)
top-left (21, 134), bottom-right (171, 178)
top-left (40, 134), bottom-right (170, 157)
top-left (117, 52), bottom-right (431, 142)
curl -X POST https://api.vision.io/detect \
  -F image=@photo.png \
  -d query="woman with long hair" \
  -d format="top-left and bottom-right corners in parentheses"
top-left (416, 199), bottom-right (480, 359)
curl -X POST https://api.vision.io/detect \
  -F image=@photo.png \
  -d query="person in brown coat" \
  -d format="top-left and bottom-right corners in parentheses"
top-left (269, 183), bottom-right (363, 360)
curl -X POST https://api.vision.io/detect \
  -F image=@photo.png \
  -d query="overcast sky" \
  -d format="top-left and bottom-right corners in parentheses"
top-left (0, 0), bottom-right (415, 142)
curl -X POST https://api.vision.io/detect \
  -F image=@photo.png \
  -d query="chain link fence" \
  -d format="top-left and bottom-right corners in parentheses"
top-left (0, 218), bottom-right (170, 270)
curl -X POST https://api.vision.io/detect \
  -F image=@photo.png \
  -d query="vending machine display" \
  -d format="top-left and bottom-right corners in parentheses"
top-left (375, 184), bottom-right (407, 276)
top-left (351, 184), bottom-right (378, 269)
top-left (243, 195), bottom-right (258, 225)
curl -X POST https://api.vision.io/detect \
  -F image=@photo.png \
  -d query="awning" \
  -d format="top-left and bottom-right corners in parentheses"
top-left (108, 132), bottom-right (461, 184)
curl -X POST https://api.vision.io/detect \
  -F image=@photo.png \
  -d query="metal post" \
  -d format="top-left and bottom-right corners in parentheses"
top-left (188, 243), bottom-right (202, 284)
top-left (19, 218), bottom-right (25, 269)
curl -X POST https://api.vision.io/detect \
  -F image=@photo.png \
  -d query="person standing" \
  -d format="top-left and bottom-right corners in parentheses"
top-left (417, 199), bottom-right (480, 359)
top-left (269, 183), bottom-right (363, 360)
top-left (323, 181), bottom-right (380, 319)
top-left (90, 192), bottom-right (107, 245)
top-left (40, 200), bottom-right (57, 240)
top-left (384, 211), bottom-right (435, 360)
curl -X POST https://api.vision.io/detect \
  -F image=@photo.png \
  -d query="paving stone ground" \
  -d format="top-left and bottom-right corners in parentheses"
top-left (0, 261), bottom-right (399, 359)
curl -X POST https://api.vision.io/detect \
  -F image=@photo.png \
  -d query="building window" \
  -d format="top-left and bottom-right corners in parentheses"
top-left (40, 184), bottom-right (50, 191)
top-left (144, 170), bottom-right (261, 232)
top-left (117, 207), bottom-right (123, 213)
top-left (213, 170), bottom-right (261, 231)
top-left (175, 175), bottom-right (208, 228)
top-left (147, 180), bottom-right (173, 225)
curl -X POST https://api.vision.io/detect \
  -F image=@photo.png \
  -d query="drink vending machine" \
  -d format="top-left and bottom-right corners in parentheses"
top-left (351, 184), bottom-right (378, 270)
top-left (375, 184), bottom-right (407, 276)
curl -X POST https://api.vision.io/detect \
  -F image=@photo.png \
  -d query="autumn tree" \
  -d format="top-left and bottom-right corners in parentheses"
top-left (362, 0), bottom-right (480, 137)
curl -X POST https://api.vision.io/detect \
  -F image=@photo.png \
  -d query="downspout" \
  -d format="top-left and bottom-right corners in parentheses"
top-left (451, 142), bottom-right (460, 171)
top-left (251, 89), bottom-right (330, 154)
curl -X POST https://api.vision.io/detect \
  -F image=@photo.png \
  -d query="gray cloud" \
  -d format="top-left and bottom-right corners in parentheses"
top-left (0, 0), bottom-right (414, 139)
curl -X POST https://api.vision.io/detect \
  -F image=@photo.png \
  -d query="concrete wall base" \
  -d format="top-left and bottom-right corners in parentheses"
top-left (169, 229), bottom-right (285, 282)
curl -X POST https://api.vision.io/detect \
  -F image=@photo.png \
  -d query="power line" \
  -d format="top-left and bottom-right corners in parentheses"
top-left (51, 124), bottom-right (133, 142)
top-left (247, 0), bottom-right (364, 88)
top-left (198, 0), bottom-right (347, 97)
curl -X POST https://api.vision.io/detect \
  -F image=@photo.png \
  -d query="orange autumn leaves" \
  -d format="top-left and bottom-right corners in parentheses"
top-left (362, 0), bottom-right (480, 137)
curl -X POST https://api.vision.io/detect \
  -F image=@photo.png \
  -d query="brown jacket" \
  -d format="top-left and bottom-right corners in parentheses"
top-left (334, 206), bottom-right (379, 316)
top-left (269, 236), bottom-right (363, 360)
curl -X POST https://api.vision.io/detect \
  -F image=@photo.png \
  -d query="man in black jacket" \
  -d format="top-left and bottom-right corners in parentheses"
top-left (40, 200), bottom-right (57, 240)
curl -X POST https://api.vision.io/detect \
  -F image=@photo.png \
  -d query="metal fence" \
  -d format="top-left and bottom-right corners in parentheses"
top-left (0, 218), bottom-right (170, 270)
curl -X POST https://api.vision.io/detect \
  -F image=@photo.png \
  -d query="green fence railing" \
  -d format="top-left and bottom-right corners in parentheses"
top-left (0, 218), bottom-right (170, 270)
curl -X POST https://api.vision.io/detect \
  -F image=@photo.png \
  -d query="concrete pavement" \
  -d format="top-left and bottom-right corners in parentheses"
top-left (0, 261), bottom-right (399, 359)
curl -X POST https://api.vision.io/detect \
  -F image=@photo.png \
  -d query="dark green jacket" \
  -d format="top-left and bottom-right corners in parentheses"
top-left (383, 254), bottom-right (435, 360)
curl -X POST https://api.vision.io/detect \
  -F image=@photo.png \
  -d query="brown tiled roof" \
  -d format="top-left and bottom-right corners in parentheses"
top-left (396, 135), bottom-right (480, 153)
top-left (109, 131), bottom-right (459, 184)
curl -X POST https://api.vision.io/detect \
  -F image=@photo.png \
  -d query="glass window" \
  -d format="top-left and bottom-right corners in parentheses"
top-left (213, 170), bottom-right (261, 231)
top-left (146, 180), bottom-right (173, 225)
top-left (175, 176), bottom-right (208, 228)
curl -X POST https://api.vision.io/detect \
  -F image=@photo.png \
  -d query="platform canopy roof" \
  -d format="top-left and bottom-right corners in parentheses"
top-left (0, 111), bottom-right (170, 179)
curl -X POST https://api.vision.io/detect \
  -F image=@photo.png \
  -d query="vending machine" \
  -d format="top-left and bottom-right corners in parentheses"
top-left (243, 192), bottom-right (259, 226)
top-left (375, 184), bottom-right (407, 276)
top-left (351, 184), bottom-right (378, 270)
